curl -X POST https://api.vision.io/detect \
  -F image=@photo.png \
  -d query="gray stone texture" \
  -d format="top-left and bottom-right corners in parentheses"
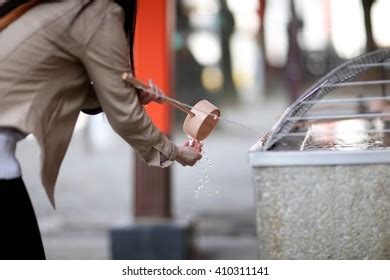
top-left (252, 164), bottom-right (390, 259)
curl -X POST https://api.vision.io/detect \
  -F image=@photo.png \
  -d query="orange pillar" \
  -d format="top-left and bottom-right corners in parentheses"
top-left (135, 0), bottom-right (173, 133)
top-left (133, 0), bottom-right (174, 218)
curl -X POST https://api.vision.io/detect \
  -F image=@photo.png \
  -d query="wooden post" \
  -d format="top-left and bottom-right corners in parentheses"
top-left (111, 2), bottom-right (191, 260)
top-left (134, 0), bottom-right (174, 218)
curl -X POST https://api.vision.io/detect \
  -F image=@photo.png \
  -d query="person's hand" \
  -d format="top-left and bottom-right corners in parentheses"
top-left (184, 139), bottom-right (203, 153)
top-left (175, 140), bottom-right (203, 166)
top-left (138, 79), bottom-right (164, 105)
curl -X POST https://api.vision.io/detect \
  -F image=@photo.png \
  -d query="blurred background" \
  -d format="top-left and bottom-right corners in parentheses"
top-left (18, 0), bottom-right (390, 259)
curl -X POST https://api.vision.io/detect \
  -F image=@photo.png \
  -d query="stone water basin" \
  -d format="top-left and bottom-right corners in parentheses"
top-left (249, 118), bottom-right (390, 259)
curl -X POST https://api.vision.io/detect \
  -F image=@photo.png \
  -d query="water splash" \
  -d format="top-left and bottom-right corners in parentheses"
top-left (204, 151), bottom-right (213, 168)
top-left (194, 157), bottom-right (208, 199)
top-left (193, 149), bottom-right (221, 198)
top-left (185, 136), bottom-right (220, 198)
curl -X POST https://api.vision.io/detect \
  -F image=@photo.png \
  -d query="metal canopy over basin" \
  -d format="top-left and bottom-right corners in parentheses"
top-left (250, 49), bottom-right (390, 259)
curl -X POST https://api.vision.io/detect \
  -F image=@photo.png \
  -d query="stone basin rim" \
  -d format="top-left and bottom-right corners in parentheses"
top-left (249, 149), bottom-right (390, 167)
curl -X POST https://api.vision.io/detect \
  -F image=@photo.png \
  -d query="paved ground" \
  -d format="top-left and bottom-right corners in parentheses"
top-left (17, 91), bottom-right (288, 259)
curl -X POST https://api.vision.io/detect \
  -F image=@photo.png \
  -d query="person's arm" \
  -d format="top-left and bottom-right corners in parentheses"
top-left (80, 4), bottom-right (177, 167)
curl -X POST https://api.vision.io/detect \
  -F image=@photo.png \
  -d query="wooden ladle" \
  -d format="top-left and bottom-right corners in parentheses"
top-left (122, 73), bottom-right (220, 141)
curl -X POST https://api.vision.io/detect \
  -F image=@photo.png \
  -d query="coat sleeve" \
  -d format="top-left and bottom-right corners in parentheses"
top-left (80, 3), bottom-right (177, 167)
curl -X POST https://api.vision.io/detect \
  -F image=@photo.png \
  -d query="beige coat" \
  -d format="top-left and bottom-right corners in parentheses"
top-left (0, 0), bottom-right (177, 207)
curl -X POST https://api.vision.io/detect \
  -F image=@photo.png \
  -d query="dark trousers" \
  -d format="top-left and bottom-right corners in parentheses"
top-left (0, 178), bottom-right (46, 260)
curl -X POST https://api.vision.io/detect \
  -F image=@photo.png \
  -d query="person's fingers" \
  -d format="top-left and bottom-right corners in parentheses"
top-left (148, 79), bottom-right (164, 103)
top-left (139, 92), bottom-right (154, 105)
top-left (195, 142), bottom-right (202, 152)
top-left (154, 85), bottom-right (159, 96)
top-left (153, 82), bottom-right (160, 95)
top-left (138, 93), bottom-right (146, 104)
top-left (185, 140), bottom-right (202, 153)
top-left (138, 91), bottom-right (147, 98)
top-left (190, 158), bottom-right (197, 166)
top-left (149, 79), bottom-right (159, 96)
top-left (148, 79), bottom-right (158, 97)
top-left (184, 140), bottom-right (190, 147)
top-left (144, 94), bottom-right (154, 103)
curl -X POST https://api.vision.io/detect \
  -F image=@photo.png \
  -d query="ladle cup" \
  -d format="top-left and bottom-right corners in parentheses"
top-left (122, 73), bottom-right (220, 141)
top-left (183, 100), bottom-right (220, 141)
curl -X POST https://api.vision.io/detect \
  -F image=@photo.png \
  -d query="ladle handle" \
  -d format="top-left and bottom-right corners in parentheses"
top-left (122, 73), bottom-right (195, 117)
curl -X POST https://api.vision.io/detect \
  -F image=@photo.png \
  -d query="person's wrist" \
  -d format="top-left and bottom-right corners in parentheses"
top-left (174, 146), bottom-right (182, 161)
top-left (160, 153), bottom-right (168, 164)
